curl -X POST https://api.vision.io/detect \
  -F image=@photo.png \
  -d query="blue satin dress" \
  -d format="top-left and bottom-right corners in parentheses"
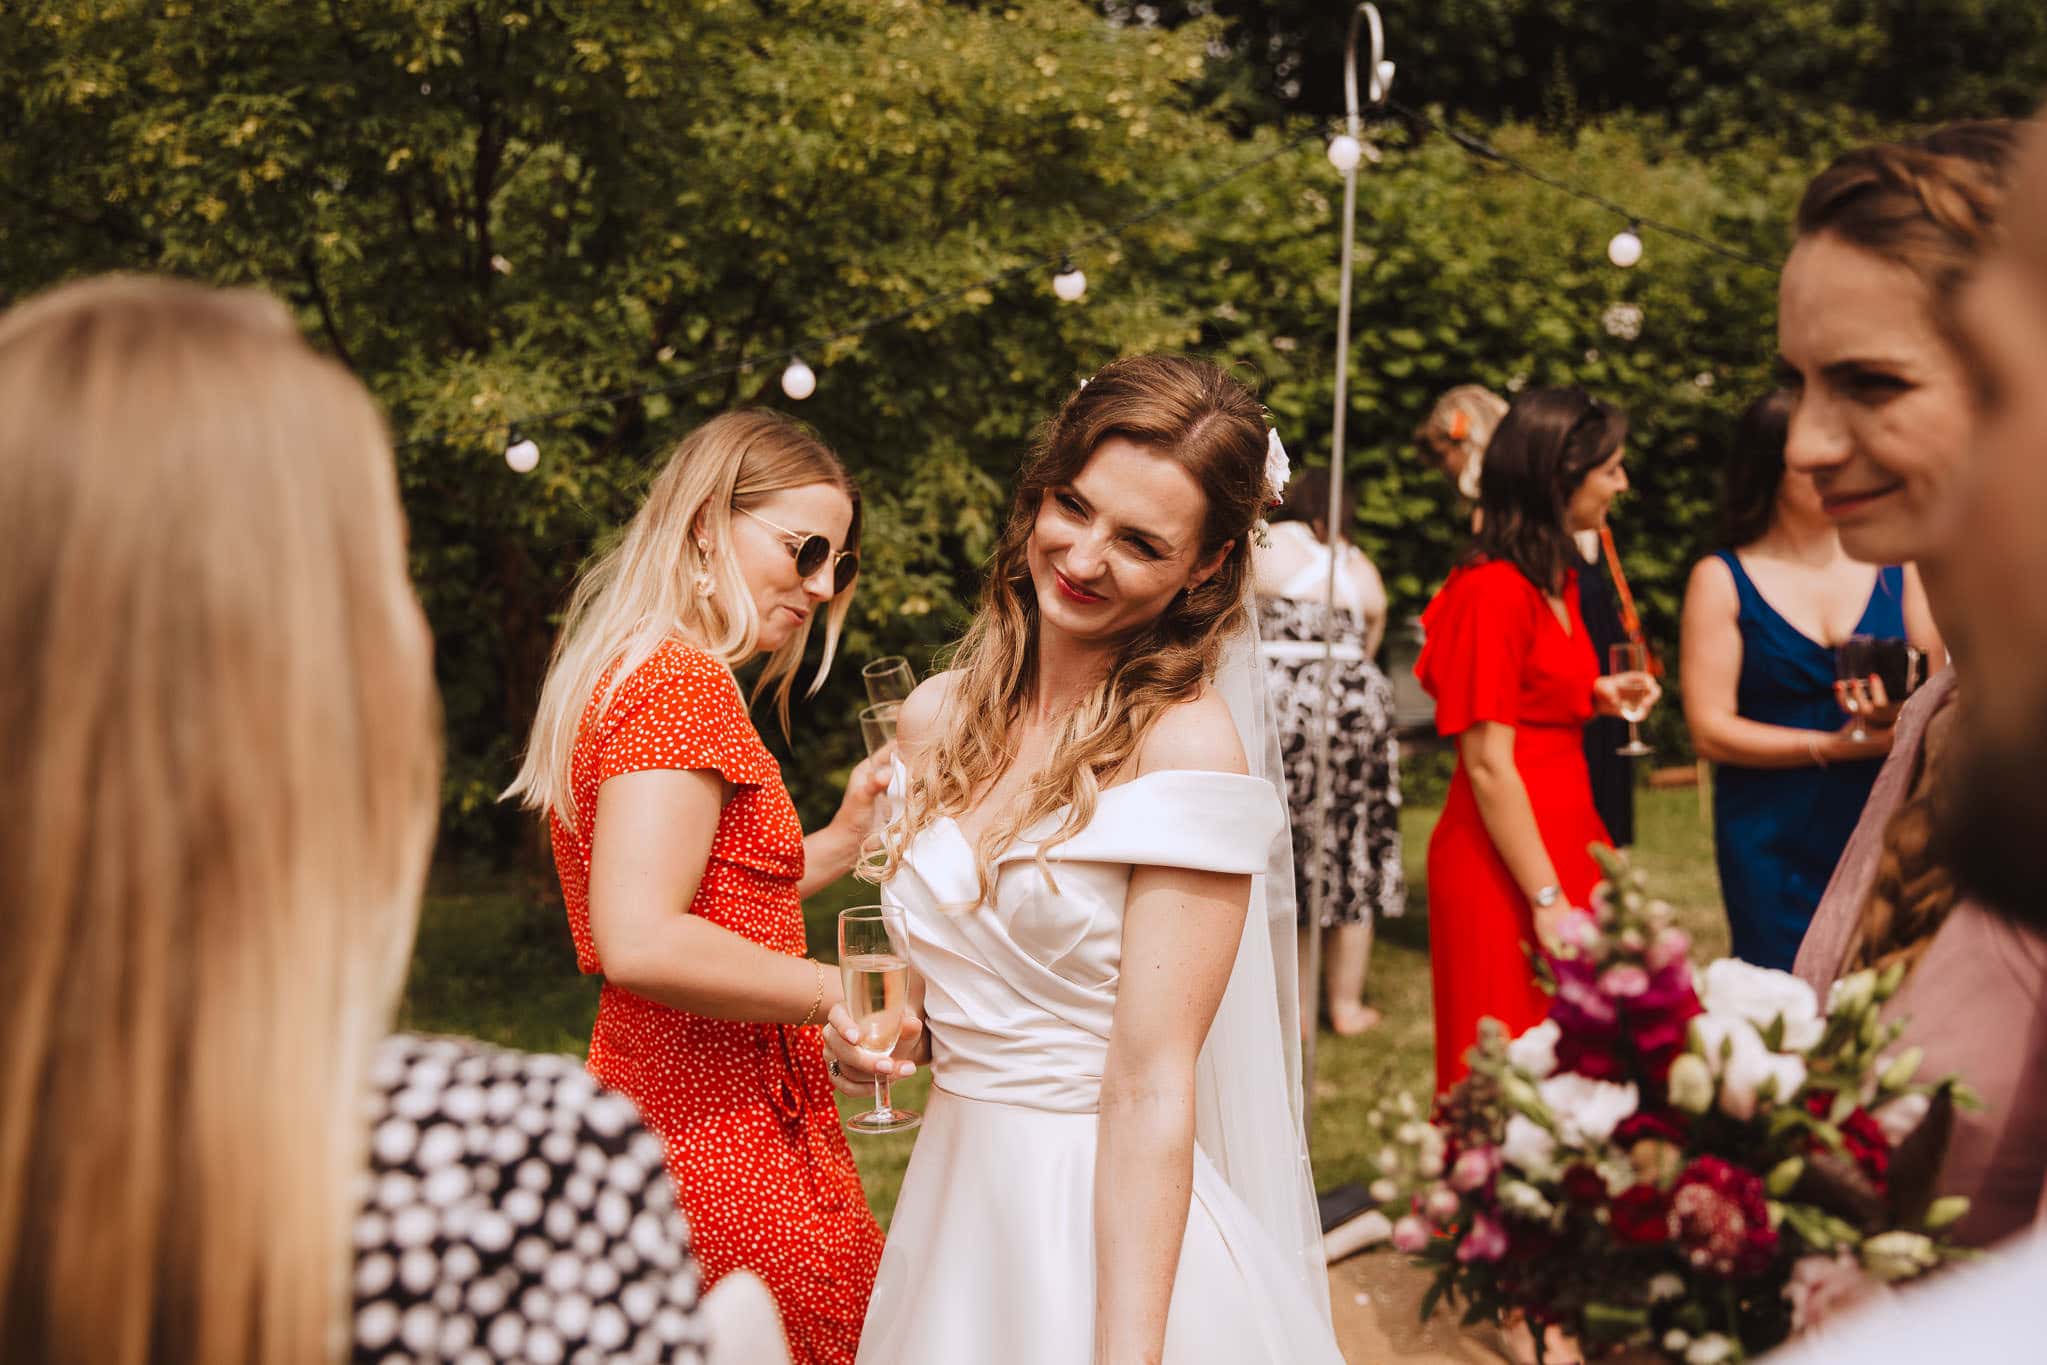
top-left (1711, 551), bottom-right (1904, 970)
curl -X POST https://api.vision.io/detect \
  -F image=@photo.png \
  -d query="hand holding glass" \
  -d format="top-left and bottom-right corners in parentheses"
top-left (837, 907), bottom-right (920, 1134)
top-left (1608, 642), bottom-right (1655, 757)
top-left (1835, 635), bottom-right (1878, 742)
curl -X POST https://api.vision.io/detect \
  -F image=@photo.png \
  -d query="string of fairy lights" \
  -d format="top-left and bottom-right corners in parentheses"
top-left (427, 101), bottom-right (1773, 474)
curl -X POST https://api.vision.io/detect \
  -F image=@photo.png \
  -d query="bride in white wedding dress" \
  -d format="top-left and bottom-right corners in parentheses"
top-left (850, 356), bottom-right (1344, 1365)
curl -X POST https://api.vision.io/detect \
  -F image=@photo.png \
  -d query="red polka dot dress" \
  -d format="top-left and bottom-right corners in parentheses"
top-left (551, 639), bottom-right (883, 1365)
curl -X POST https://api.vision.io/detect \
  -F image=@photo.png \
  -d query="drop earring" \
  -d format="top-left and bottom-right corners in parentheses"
top-left (694, 541), bottom-right (716, 598)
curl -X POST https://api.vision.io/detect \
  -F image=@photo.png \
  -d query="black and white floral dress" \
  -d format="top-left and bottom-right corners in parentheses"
top-left (351, 1033), bottom-right (712, 1364)
top-left (1256, 534), bottom-right (1404, 929)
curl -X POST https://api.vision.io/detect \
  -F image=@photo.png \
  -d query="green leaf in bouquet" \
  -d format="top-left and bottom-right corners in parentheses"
top-left (1879, 1046), bottom-right (1925, 1092)
top-left (1765, 1156), bottom-right (1805, 1197)
top-left (1828, 1089), bottom-right (1859, 1125)
top-left (1790, 1149), bottom-right (1886, 1233)
top-left (1923, 1196), bottom-right (1970, 1232)
top-left (1581, 1302), bottom-right (1650, 1345)
top-left (1418, 1269), bottom-right (1452, 1325)
top-left (1761, 1014), bottom-right (1786, 1052)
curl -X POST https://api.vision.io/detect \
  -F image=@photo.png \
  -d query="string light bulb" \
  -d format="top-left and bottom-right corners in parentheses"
top-left (504, 431), bottom-right (539, 473)
top-left (1607, 227), bottom-right (1644, 269)
top-left (1052, 258), bottom-right (1087, 302)
top-left (780, 356), bottom-right (816, 401)
top-left (1327, 134), bottom-right (1363, 173)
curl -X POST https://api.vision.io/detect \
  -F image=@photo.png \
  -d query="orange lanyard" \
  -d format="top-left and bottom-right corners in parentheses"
top-left (1600, 525), bottom-right (1663, 676)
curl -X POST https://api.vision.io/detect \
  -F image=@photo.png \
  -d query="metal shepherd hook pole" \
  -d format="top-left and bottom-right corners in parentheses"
top-left (1302, 3), bottom-right (1394, 1140)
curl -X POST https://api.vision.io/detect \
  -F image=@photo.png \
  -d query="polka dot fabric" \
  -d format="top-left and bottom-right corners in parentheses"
top-left (350, 1034), bottom-right (709, 1365)
top-left (550, 640), bottom-right (883, 1365)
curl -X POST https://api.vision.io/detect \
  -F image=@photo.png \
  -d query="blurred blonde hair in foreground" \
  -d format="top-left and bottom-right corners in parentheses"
top-left (0, 276), bottom-right (441, 1362)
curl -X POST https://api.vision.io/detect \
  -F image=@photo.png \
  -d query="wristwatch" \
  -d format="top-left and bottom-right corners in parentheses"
top-left (1532, 885), bottom-right (1561, 909)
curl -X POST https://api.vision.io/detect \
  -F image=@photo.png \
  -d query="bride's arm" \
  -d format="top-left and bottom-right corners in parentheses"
top-left (1093, 694), bottom-right (1252, 1365)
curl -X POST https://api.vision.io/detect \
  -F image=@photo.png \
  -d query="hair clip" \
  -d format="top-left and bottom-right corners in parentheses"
top-left (1448, 410), bottom-right (1471, 442)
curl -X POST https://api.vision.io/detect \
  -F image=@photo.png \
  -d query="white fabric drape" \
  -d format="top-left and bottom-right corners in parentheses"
top-left (1197, 603), bottom-right (1331, 1320)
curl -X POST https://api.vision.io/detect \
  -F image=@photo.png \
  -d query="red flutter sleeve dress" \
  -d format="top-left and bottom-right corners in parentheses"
top-left (1417, 561), bottom-right (1612, 1095)
top-left (550, 639), bottom-right (883, 1365)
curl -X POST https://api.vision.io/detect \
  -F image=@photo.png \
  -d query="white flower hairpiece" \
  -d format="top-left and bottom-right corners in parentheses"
top-left (1264, 428), bottom-right (1291, 507)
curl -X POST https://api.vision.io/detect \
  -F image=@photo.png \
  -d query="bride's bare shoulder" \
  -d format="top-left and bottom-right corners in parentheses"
top-left (894, 671), bottom-right (961, 756)
top-left (1136, 687), bottom-right (1247, 778)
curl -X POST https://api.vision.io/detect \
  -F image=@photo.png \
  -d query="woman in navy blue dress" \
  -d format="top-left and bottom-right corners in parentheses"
top-left (1680, 391), bottom-right (1942, 969)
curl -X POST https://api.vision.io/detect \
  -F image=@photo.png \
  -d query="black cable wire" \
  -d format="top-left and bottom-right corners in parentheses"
top-left (1387, 97), bottom-right (1778, 273)
top-left (395, 128), bottom-right (1321, 451)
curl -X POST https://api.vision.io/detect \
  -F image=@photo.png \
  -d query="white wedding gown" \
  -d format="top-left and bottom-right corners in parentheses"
top-left (857, 769), bottom-right (1345, 1364)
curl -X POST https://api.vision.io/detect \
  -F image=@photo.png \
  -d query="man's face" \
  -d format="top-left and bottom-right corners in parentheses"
top-left (1943, 118), bottom-right (2047, 908)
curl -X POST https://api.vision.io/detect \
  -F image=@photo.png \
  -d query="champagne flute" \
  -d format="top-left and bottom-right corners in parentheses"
top-left (1835, 634), bottom-right (1878, 742)
top-left (837, 906), bottom-right (920, 1134)
top-left (862, 656), bottom-right (916, 707)
top-left (1608, 642), bottom-right (1655, 757)
top-left (859, 702), bottom-right (899, 827)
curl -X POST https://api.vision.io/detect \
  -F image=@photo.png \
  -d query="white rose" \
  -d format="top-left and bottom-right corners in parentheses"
top-left (1693, 1014), bottom-right (1806, 1121)
top-left (1500, 1114), bottom-right (1558, 1178)
top-left (1369, 1178), bottom-right (1399, 1204)
top-left (1506, 1019), bottom-right (1561, 1079)
top-left (1698, 958), bottom-right (1825, 1052)
top-left (1497, 1179), bottom-right (1554, 1220)
top-left (1535, 1073), bottom-right (1639, 1147)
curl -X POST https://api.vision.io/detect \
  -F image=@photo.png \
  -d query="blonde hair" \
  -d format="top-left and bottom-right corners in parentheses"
top-left (505, 409), bottom-right (857, 828)
top-left (1416, 384), bottom-right (1510, 500)
top-left (866, 355), bottom-right (1269, 903)
top-left (0, 277), bottom-right (441, 1363)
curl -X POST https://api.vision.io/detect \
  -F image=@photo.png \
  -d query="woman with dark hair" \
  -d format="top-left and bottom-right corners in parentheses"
top-left (1254, 466), bottom-right (1403, 1035)
top-left (1679, 391), bottom-right (1939, 970)
top-left (1416, 387), bottom-right (1656, 1093)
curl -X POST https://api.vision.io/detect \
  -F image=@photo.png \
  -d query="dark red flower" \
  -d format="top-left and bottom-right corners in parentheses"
top-left (1562, 1164), bottom-right (1607, 1206)
top-left (1609, 1183), bottom-right (1672, 1245)
top-left (1669, 1156), bottom-right (1777, 1277)
top-left (1615, 1109), bottom-right (1687, 1146)
top-left (1803, 1092), bottom-right (1893, 1193)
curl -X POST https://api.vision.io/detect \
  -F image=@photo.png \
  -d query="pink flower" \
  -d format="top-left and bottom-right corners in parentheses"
top-left (1450, 1145), bottom-right (1501, 1193)
top-left (1786, 1253), bottom-right (1888, 1334)
top-left (1425, 1184), bottom-right (1463, 1225)
top-left (1391, 1214), bottom-right (1432, 1254)
top-left (1456, 1210), bottom-right (1510, 1263)
top-left (1646, 927), bottom-right (1692, 972)
top-left (1599, 964), bottom-right (1651, 999)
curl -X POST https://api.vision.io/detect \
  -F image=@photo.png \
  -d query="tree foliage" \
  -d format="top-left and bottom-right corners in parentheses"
top-left (0, 1), bottom-right (1998, 851)
top-left (1118, 0), bottom-right (2047, 149)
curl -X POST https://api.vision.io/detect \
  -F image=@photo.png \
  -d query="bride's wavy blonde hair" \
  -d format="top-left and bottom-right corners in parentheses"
top-left (867, 355), bottom-right (1270, 902)
top-left (505, 409), bottom-right (859, 828)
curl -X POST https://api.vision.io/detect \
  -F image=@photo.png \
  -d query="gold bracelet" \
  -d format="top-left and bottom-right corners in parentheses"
top-left (798, 958), bottom-right (826, 1029)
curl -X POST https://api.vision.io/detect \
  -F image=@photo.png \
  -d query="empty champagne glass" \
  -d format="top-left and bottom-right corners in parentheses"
top-left (1835, 634), bottom-right (1878, 742)
top-left (1608, 642), bottom-right (1655, 757)
top-left (837, 906), bottom-right (920, 1134)
top-left (862, 656), bottom-right (916, 706)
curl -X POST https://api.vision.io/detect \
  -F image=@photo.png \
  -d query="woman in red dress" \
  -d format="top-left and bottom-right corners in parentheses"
top-left (506, 410), bottom-right (912, 1365)
top-left (1417, 387), bottom-right (1658, 1094)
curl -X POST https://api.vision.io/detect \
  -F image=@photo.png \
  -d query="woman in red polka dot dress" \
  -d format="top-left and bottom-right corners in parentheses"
top-left (506, 410), bottom-right (914, 1365)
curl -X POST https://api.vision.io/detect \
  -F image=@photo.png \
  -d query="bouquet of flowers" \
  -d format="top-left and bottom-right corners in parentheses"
top-left (1361, 849), bottom-right (1971, 1363)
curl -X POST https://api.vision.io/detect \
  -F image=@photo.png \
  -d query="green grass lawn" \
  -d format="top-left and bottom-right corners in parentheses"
top-left (399, 784), bottom-right (1726, 1227)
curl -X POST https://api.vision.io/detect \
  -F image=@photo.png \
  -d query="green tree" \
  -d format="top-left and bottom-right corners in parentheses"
top-left (0, 1), bottom-right (1841, 848)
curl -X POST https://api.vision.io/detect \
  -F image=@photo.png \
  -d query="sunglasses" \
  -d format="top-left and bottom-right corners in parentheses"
top-left (738, 507), bottom-right (860, 594)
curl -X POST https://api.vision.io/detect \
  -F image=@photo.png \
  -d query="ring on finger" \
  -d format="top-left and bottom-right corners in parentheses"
top-left (827, 1056), bottom-right (843, 1082)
